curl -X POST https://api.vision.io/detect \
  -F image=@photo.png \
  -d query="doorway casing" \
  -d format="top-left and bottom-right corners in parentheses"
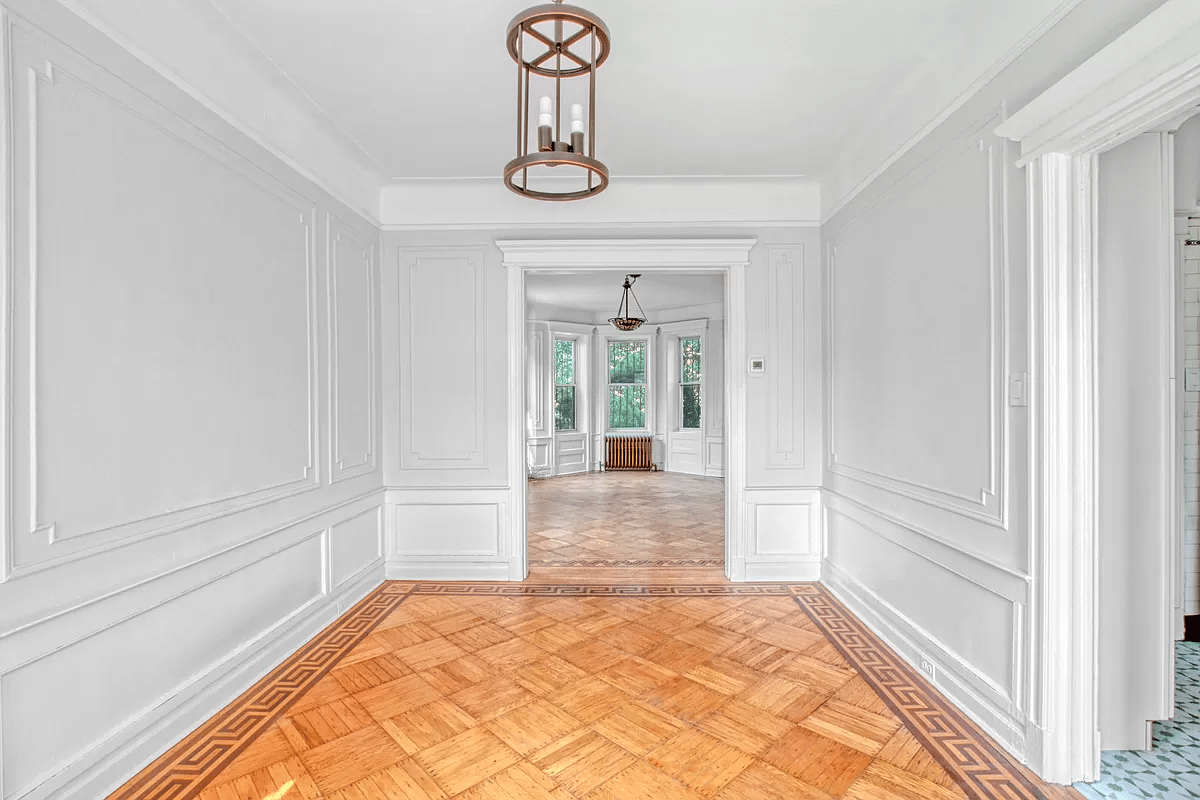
top-left (498, 239), bottom-right (756, 581)
top-left (995, 0), bottom-right (1200, 783)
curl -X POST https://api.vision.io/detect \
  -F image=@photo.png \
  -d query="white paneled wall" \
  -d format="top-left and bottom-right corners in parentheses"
top-left (823, 109), bottom-right (1032, 757)
top-left (0, 5), bottom-right (383, 798)
top-left (382, 231), bottom-right (823, 580)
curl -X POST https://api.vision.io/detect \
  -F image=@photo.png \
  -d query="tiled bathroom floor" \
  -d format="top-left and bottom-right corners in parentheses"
top-left (1075, 642), bottom-right (1200, 799)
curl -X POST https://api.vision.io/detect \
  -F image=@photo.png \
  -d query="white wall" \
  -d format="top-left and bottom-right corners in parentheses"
top-left (1096, 133), bottom-right (1175, 750)
top-left (0, 4), bottom-right (384, 798)
top-left (382, 229), bottom-right (823, 580)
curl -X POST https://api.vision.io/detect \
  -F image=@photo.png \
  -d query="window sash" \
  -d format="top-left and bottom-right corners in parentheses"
top-left (554, 339), bottom-right (577, 431)
top-left (679, 336), bottom-right (701, 429)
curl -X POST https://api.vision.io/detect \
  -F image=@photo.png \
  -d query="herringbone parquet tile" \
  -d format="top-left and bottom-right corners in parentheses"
top-left (111, 582), bottom-right (1085, 800)
top-left (528, 473), bottom-right (725, 582)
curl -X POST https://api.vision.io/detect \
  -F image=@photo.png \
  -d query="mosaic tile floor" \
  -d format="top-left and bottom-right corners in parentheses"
top-left (1075, 642), bottom-right (1200, 799)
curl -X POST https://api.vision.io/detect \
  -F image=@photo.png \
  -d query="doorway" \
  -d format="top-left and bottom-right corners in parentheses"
top-left (498, 239), bottom-right (755, 583)
top-left (522, 270), bottom-right (727, 582)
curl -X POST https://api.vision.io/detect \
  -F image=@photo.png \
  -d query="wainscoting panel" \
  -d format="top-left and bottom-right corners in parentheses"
top-left (400, 246), bottom-right (489, 469)
top-left (4, 22), bottom-right (320, 576)
top-left (823, 499), bottom-right (1029, 755)
top-left (554, 432), bottom-right (588, 476)
top-left (705, 436), bottom-right (725, 477)
top-left (386, 490), bottom-right (510, 579)
top-left (526, 323), bottom-right (550, 439)
top-left (329, 505), bottom-right (383, 588)
top-left (743, 489), bottom-right (822, 581)
top-left (527, 436), bottom-right (553, 478)
top-left (328, 214), bottom-right (378, 484)
top-left (1, 533), bottom-right (325, 799)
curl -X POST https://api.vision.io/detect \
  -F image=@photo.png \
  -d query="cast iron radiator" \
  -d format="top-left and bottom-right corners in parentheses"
top-left (604, 436), bottom-right (653, 471)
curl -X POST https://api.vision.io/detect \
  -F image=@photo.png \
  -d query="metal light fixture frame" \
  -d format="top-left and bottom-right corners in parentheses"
top-left (608, 274), bottom-right (647, 331)
top-left (504, 0), bottom-right (610, 201)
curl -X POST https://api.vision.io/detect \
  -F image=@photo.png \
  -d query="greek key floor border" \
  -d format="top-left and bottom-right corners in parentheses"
top-left (791, 584), bottom-right (1070, 800)
top-left (108, 582), bottom-right (413, 800)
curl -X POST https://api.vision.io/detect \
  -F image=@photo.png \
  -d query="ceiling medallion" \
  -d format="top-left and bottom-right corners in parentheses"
top-left (504, 0), bottom-right (610, 201)
top-left (608, 274), bottom-right (647, 331)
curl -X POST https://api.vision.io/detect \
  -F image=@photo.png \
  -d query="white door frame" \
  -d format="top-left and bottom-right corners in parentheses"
top-left (498, 239), bottom-right (755, 581)
top-left (995, 0), bottom-right (1200, 783)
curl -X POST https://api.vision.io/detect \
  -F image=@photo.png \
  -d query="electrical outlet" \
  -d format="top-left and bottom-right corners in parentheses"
top-left (919, 657), bottom-right (936, 682)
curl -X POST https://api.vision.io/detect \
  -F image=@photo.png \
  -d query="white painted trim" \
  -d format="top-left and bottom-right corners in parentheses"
top-left (384, 561), bottom-right (510, 581)
top-left (33, 563), bottom-right (384, 800)
top-left (993, 2), bottom-right (1200, 778)
top-left (499, 239), bottom-right (754, 582)
top-left (744, 562), bottom-right (820, 582)
top-left (380, 178), bottom-right (819, 230)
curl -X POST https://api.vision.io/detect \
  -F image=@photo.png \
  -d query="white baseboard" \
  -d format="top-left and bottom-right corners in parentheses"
top-left (822, 561), bottom-right (1029, 762)
top-left (385, 560), bottom-right (511, 581)
top-left (744, 561), bottom-right (821, 582)
top-left (46, 565), bottom-right (385, 800)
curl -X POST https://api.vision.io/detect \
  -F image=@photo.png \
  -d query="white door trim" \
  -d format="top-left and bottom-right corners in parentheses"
top-left (995, 0), bottom-right (1200, 782)
top-left (499, 239), bottom-right (755, 581)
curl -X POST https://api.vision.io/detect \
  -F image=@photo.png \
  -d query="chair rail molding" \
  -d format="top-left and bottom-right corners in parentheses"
top-left (995, 0), bottom-right (1200, 781)
top-left (499, 239), bottom-right (755, 581)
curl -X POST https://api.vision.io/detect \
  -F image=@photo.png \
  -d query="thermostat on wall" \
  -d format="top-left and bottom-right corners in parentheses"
top-left (748, 356), bottom-right (765, 375)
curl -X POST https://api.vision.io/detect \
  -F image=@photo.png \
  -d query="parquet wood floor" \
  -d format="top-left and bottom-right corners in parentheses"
top-left (527, 472), bottom-right (725, 583)
top-left (111, 583), bottom-right (1084, 800)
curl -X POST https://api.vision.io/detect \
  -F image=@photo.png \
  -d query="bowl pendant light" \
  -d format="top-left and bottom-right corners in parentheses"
top-left (504, 0), bottom-right (610, 201)
top-left (608, 274), bottom-right (647, 331)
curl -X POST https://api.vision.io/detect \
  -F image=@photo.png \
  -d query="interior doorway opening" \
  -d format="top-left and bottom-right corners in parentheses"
top-left (499, 239), bottom-right (755, 583)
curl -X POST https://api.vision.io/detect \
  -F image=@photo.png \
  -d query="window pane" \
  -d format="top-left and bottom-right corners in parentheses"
top-left (609, 385), bottom-right (646, 428)
top-left (554, 339), bottom-right (574, 385)
top-left (682, 384), bottom-right (702, 429)
top-left (555, 385), bottom-right (576, 431)
top-left (681, 337), bottom-right (702, 383)
top-left (608, 341), bottom-right (646, 384)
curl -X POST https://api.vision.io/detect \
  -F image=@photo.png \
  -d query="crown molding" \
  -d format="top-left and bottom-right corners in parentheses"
top-left (381, 176), bottom-right (819, 230)
top-left (496, 239), bottom-right (757, 269)
top-left (995, 0), bottom-right (1200, 162)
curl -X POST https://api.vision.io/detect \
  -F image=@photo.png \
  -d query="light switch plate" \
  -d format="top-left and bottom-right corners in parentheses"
top-left (1187, 368), bottom-right (1200, 393)
top-left (748, 356), bottom-right (765, 375)
top-left (1009, 373), bottom-right (1028, 407)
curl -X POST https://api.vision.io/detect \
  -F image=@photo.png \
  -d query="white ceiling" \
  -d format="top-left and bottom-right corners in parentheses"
top-left (527, 272), bottom-right (722, 316)
top-left (205, 0), bottom-right (1075, 181)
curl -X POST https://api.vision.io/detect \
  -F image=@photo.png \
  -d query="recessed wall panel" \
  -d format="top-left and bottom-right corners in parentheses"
top-left (329, 217), bottom-right (377, 482)
top-left (330, 507), bottom-right (382, 587)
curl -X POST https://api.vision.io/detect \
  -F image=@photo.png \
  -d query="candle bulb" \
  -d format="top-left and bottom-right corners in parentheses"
top-left (538, 95), bottom-right (553, 128)
top-left (571, 103), bottom-right (584, 133)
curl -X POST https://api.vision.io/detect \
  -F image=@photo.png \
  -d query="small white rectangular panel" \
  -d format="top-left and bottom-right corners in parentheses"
top-left (392, 504), bottom-right (500, 557)
top-left (753, 504), bottom-right (816, 556)
top-left (330, 507), bottom-right (382, 587)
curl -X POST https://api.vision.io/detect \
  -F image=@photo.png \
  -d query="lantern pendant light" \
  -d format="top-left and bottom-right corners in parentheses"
top-left (608, 274), bottom-right (647, 331)
top-left (504, 0), bottom-right (610, 201)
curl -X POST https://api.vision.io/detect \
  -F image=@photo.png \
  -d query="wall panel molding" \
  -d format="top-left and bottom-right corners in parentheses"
top-left (327, 213), bottom-right (378, 483)
top-left (826, 117), bottom-right (1008, 527)
top-left (399, 246), bottom-right (489, 469)
top-left (766, 245), bottom-right (804, 468)
top-left (3, 34), bottom-right (322, 582)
